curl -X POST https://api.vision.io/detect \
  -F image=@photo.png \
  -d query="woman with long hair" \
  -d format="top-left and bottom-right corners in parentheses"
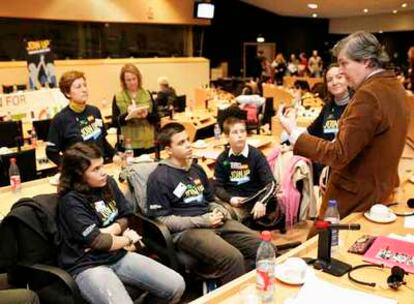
top-left (306, 64), bottom-right (352, 186)
top-left (57, 142), bottom-right (185, 304)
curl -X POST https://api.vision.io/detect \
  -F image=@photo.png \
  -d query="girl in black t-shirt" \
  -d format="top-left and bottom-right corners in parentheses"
top-left (57, 142), bottom-right (184, 304)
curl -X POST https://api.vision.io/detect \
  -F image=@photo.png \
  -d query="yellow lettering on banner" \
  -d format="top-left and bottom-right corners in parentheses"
top-left (26, 40), bottom-right (50, 52)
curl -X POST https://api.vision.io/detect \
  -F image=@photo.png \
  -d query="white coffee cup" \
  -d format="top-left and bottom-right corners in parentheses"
top-left (369, 204), bottom-right (392, 219)
top-left (281, 257), bottom-right (307, 282)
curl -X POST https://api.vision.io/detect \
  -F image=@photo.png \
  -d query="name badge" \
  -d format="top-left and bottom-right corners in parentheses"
top-left (173, 182), bottom-right (187, 198)
top-left (94, 200), bottom-right (106, 212)
top-left (95, 118), bottom-right (103, 127)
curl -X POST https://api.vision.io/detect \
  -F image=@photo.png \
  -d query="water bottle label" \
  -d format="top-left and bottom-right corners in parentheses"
top-left (326, 217), bottom-right (339, 246)
top-left (256, 269), bottom-right (271, 292)
top-left (10, 175), bottom-right (21, 191)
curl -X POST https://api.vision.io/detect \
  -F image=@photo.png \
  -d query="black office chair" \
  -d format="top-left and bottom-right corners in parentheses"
top-left (0, 120), bottom-right (23, 148)
top-left (262, 97), bottom-right (275, 129)
top-left (0, 194), bottom-right (146, 304)
top-left (32, 119), bottom-right (52, 141)
top-left (2, 85), bottom-right (14, 94)
top-left (0, 148), bottom-right (37, 187)
top-left (216, 104), bottom-right (248, 131)
top-left (16, 84), bottom-right (27, 91)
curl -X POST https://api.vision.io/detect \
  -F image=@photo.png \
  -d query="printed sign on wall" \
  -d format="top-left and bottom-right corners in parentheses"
top-left (26, 39), bottom-right (57, 90)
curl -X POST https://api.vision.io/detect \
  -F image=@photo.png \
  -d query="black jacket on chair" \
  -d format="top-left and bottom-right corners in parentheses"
top-left (0, 194), bottom-right (85, 304)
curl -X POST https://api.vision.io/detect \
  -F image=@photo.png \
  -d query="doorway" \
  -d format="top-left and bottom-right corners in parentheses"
top-left (243, 42), bottom-right (276, 78)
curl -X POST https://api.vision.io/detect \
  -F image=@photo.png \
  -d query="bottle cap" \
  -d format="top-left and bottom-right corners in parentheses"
top-left (261, 230), bottom-right (271, 241)
top-left (328, 200), bottom-right (337, 207)
top-left (10, 157), bottom-right (16, 164)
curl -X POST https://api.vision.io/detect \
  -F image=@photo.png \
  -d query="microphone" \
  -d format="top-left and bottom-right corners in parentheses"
top-left (315, 220), bottom-right (361, 230)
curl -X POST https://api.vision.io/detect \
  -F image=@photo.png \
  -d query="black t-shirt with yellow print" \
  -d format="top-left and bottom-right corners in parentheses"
top-left (47, 105), bottom-right (109, 159)
top-left (147, 162), bottom-right (213, 217)
top-left (307, 102), bottom-right (348, 141)
top-left (57, 177), bottom-right (133, 275)
top-left (214, 145), bottom-right (274, 201)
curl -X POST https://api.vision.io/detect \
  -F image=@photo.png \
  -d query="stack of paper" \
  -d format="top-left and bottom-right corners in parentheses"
top-left (291, 272), bottom-right (397, 304)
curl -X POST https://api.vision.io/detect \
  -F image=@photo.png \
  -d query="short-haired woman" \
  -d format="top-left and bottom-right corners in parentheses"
top-left (46, 70), bottom-right (115, 166)
top-left (112, 64), bottom-right (158, 156)
top-left (57, 142), bottom-right (185, 304)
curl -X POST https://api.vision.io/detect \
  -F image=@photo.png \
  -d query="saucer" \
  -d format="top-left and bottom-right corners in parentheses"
top-left (274, 264), bottom-right (307, 285)
top-left (131, 154), bottom-right (152, 163)
top-left (49, 173), bottom-right (60, 186)
top-left (363, 211), bottom-right (397, 223)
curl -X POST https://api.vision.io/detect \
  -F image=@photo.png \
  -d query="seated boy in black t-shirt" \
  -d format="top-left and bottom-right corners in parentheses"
top-left (214, 117), bottom-right (278, 228)
top-left (146, 122), bottom-right (262, 285)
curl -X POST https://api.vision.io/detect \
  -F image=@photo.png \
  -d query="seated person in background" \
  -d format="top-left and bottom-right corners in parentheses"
top-left (146, 123), bottom-right (263, 286)
top-left (214, 118), bottom-right (278, 228)
top-left (46, 71), bottom-right (115, 166)
top-left (306, 64), bottom-right (351, 186)
top-left (57, 142), bottom-right (184, 304)
top-left (155, 76), bottom-right (177, 108)
top-left (235, 86), bottom-right (265, 108)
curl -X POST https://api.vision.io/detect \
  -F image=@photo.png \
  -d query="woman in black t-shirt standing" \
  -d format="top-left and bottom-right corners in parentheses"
top-left (57, 142), bottom-right (184, 304)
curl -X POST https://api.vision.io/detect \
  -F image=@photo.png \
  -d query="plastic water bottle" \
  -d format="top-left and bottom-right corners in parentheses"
top-left (324, 200), bottom-right (340, 254)
top-left (9, 158), bottom-right (22, 192)
top-left (30, 127), bottom-right (38, 148)
top-left (124, 137), bottom-right (134, 165)
top-left (214, 123), bottom-right (221, 141)
top-left (256, 231), bottom-right (276, 303)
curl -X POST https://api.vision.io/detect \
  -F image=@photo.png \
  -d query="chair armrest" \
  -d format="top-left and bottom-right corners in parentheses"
top-left (134, 213), bottom-right (180, 271)
top-left (10, 263), bottom-right (83, 303)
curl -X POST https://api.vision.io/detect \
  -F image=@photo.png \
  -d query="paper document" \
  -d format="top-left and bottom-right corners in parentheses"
top-left (291, 272), bottom-right (397, 304)
top-left (125, 105), bottom-right (149, 120)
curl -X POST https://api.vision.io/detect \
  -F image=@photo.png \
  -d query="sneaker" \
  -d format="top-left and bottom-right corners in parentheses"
top-left (202, 280), bottom-right (218, 295)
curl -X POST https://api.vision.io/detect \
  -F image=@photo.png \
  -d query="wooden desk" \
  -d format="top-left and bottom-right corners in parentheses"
top-left (262, 83), bottom-right (295, 111)
top-left (283, 76), bottom-right (323, 90)
top-left (161, 110), bottom-right (216, 142)
top-left (191, 180), bottom-right (414, 304)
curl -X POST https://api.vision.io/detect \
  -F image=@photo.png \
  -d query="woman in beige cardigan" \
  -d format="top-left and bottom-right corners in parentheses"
top-left (112, 64), bottom-right (158, 156)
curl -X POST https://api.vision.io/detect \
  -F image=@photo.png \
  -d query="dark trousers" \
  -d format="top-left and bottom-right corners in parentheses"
top-left (175, 220), bottom-right (261, 285)
top-left (0, 289), bottom-right (39, 304)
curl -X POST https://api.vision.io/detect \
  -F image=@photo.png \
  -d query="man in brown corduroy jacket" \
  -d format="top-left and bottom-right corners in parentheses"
top-left (278, 31), bottom-right (410, 221)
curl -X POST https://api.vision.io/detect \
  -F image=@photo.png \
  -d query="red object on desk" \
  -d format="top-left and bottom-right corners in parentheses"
top-left (363, 236), bottom-right (414, 274)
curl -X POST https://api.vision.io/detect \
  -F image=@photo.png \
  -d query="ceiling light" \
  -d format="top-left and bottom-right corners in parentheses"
top-left (393, 9), bottom-right (398, 14)
top-left (379, 30), bottom-right (383, 33)
top-left (312, 13), bottom-right (318, 18)
top-left (401, 3), bottom-right (407, 8)
top-left (308, 3), bottom-right (318, 9)
top-left (363, 8), bottom-right (368, 13)
top-left (257, 36), bottom-right (265, 43)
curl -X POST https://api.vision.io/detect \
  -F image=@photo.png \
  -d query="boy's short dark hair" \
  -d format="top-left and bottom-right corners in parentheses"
top-left (223, 117), bottom-right (246, 135)
top-left (158, 122), bottom-right (185, 147)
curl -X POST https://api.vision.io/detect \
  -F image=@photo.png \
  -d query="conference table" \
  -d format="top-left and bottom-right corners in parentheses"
top-left (190, 171), bottom-right (414, 304)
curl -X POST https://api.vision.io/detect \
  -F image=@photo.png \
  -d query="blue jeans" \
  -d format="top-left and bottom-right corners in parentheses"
top-left (75, 252), bottom-right (185, 304)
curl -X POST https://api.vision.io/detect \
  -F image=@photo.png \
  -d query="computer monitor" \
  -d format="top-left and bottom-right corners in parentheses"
top-left (0, 120), bottom-right (23, 148)
top-left (193, 1), bottom-right (215, 19)
top-left (32, 119), bottom-right (52, 141)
